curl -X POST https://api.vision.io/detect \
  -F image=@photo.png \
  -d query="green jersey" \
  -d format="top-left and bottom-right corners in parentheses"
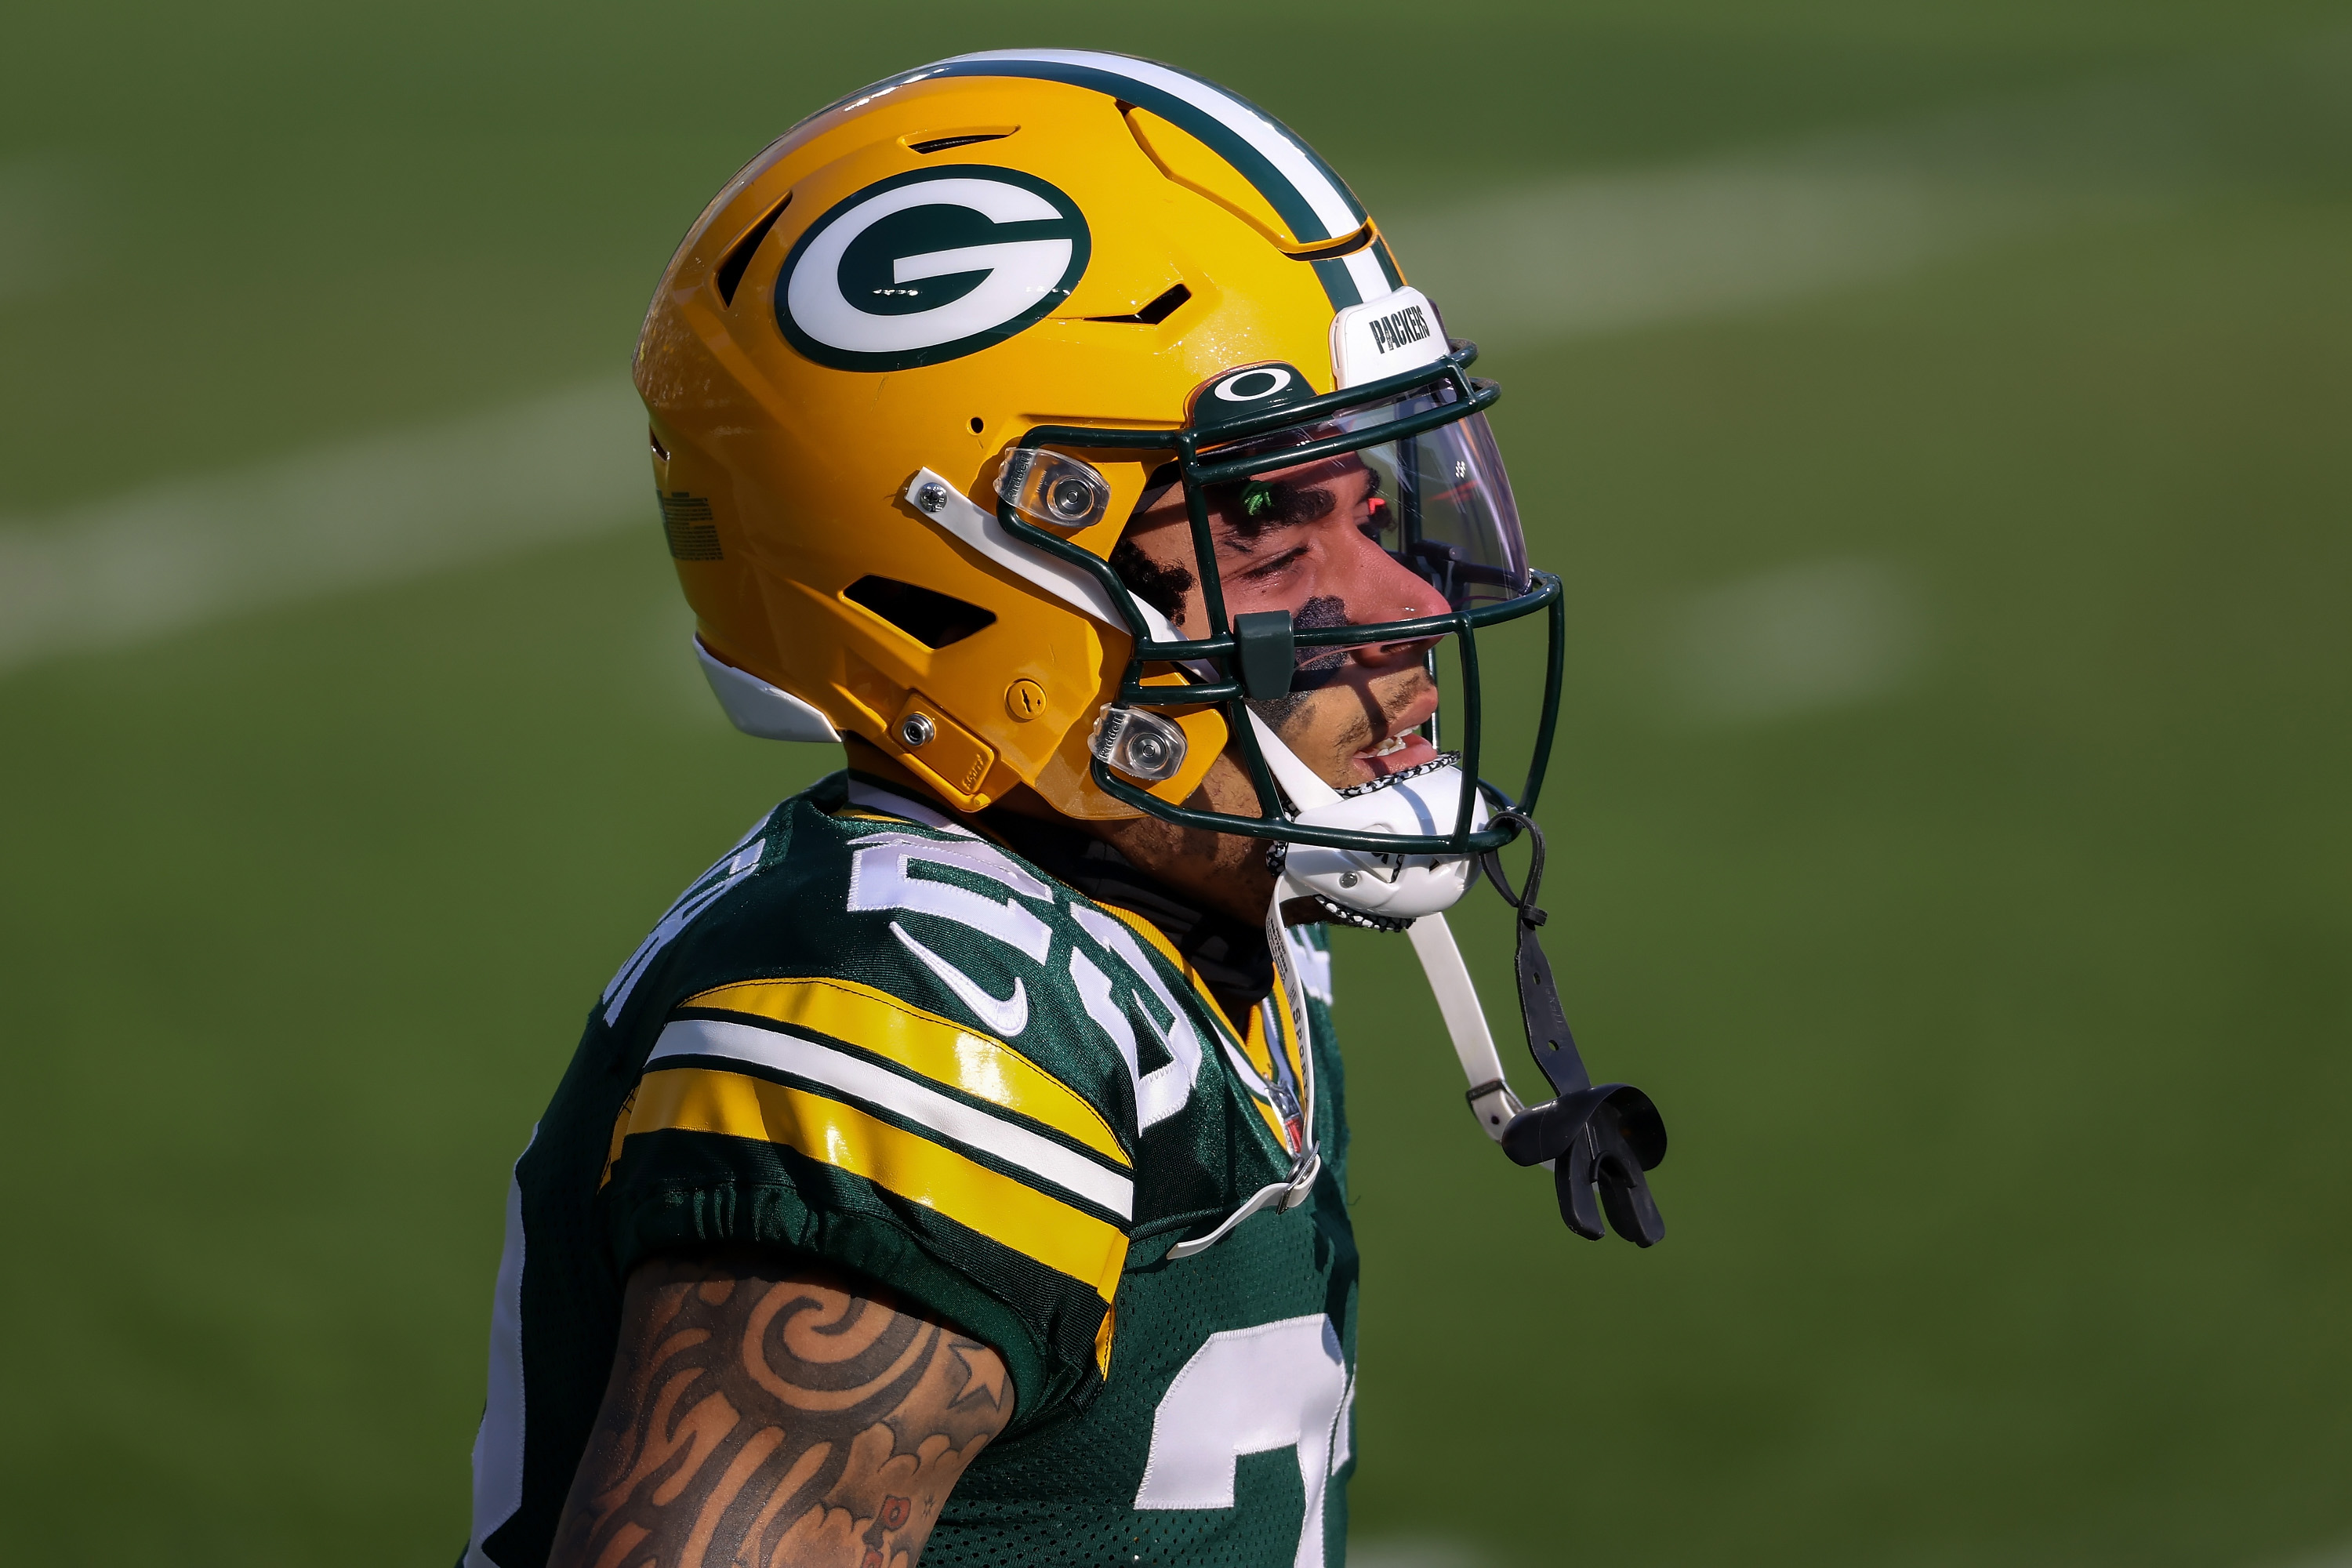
top-left (462, 773), bottom-right (1358, 1568)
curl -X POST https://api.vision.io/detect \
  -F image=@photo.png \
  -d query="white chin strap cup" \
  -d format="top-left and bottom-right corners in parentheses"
top-left (1243, 717), bottom-right (1526, 1143)
top-left (1247, 713), bottom-right (1486, 923)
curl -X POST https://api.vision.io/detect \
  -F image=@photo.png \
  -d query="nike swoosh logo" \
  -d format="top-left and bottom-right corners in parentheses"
top-left (891, 922), bottom-right (1029, 1038)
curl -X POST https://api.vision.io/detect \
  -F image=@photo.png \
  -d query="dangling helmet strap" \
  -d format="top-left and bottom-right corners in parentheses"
top-left (1470, 810), bottom-right (1670, 1247)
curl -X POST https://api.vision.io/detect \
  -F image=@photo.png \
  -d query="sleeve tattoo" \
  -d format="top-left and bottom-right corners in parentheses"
top-left (547, 1250), bottom-right (1014, 1568)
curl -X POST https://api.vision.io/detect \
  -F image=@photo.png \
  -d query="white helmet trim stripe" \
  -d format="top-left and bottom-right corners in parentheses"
top-left (919, 49), bottom-right (1367, 243)
top-left (1336, 247), bottom-right (1394, 307)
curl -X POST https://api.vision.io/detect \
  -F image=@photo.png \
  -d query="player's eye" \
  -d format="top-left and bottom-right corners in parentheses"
top-left (1238, 546), bottom-right (1309, 581)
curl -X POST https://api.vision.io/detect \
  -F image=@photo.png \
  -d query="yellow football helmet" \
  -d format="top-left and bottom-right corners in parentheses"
top-left (633, 49), bottom-right (1561, 868)
top-left (633, 50), bottom-right (1667, 1246)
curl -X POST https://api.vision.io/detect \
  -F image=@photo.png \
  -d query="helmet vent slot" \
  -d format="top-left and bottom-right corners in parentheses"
top-left (843, 576), bottom-right (998, 650)
top-left (907, 132), bottom-right (1011, 154)
top-left (713, 194), bottom-right (790, 307)
top-left (1287, 223), bottom-right (1374, 261)
top-left (1086, 283), bottom-right (1191, 325)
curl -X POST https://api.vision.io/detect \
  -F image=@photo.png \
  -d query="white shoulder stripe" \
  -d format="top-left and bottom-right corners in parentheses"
top-left (942, 49), bottom-right (1363, 238)
top-left (648, 1016), bottom-right (1134, 1219)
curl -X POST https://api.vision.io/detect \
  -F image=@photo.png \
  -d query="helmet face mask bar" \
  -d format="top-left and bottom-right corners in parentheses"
top-left (993, 340), bottom-right (1566, 862)
top-left (991, 339), bottom-right (1664, 1250)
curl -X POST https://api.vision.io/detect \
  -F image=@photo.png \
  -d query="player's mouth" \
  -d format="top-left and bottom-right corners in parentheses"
top-left (1350, 731), bottom-right (1440, 781)
top-left (1348, 688), bottom-right (1443, 782)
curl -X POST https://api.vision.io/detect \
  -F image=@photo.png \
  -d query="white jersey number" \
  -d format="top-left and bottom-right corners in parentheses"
top-left (1134, 1316), bottom-right (1355, 1568)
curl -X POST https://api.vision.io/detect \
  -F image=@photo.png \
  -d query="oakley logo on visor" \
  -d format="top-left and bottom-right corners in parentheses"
top-left (1190, 361), bottom-right (1319, 430)
top-left (1214, 366), bottom-right (1294, 402)
top-left (778, 167), bottom-right (1091, 372)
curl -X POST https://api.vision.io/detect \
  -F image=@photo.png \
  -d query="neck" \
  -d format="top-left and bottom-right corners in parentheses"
top-left (839, 741), bottom-right (1284, 1030)
top-left (977, 805), bottom-right (1272, 1033)
top-left (840, 738), bottom-right (1280, 921)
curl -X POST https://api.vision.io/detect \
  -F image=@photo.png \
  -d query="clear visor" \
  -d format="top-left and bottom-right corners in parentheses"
top-left (996, 363), bottom-right (1561, 851)
top-left (1194, 385), bottom-right (1530, 615)
top-left (1087, 379), bottom-right (1541, 812)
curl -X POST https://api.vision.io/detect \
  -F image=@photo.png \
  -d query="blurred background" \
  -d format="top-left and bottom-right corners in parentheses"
top-left (2, 2), bottom-right (2347, 1563)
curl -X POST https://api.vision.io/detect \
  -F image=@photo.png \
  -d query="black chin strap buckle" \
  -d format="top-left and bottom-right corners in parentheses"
top-left (1479, 811), bottom-right (1669, 1247)
top-left (1498, 1083), bottom-right (1668, 1245)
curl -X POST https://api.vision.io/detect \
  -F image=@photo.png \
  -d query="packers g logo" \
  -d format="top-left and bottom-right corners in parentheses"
top-left (777, 167), bottom-right (1091, 372)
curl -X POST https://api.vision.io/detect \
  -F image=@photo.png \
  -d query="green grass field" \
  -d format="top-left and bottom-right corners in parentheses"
top-left (2, 4), bottom-right (2347, 1563)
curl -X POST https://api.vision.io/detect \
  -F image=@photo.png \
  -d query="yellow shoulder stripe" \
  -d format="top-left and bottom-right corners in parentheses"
top-left (1094, 1299), bottom-right (1117, 1379)
top-left (681, 975), bottom-right (1128, 1167)
top-left (623, 1065), bottom-right (1128, 1302)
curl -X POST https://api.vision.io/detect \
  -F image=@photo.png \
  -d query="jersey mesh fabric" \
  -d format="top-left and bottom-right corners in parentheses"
top-left (463, 772), bottom-right (1357, 1568)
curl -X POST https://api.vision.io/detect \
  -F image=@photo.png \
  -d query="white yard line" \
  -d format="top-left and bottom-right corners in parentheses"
top-left (2, 50), bottom-right (2281, 677)
top-left (1390, 162), bottom-right (2045, 346)
top-left (0, 381), bottom-right (646, 672)
top-left (1661, 557), bottom-right (1926, 724)
top-left (1383, 56), bottom-right (2242, 346)
top-left (1346, 1538), bottom-right (1486, 1568)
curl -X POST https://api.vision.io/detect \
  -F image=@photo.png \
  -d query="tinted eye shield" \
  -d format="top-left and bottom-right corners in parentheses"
top-left (995, 342), bottom-right (1564, 858)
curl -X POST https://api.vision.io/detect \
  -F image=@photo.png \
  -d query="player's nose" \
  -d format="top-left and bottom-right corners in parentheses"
top-left (1336, 528), bottom-right (1446, 659)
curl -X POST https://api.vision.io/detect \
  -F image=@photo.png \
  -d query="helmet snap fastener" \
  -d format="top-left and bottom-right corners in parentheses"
top-left (914, 482), bottom-right (948, 515)
top-left (1088, 705), bottom-right (1187, 782)
top-left (898, 713), bottom-right (937, 748)
top-left (1123, 726), bottom-right (1175, 775)
top-left (1005, 679), bottom-right (1046, 721)
top-left (994, 449), bottom-right (1109, 530)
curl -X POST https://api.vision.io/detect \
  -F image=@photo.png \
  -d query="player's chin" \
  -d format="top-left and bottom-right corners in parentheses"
top-left (1347, 732), bottom-right (1440, 784)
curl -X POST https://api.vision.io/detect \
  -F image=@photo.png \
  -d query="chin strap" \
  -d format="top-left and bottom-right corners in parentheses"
top-left (1167, 809), bottom-right (1666, 1255)
top-left (1406, 812), bottom-right (1669, 1247)
top-left (1406, 915), bottom-right (1525, 1140)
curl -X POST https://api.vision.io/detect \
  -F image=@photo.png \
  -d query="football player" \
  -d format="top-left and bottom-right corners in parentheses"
top-left (459, 49), bottom-right (1664, 1568)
